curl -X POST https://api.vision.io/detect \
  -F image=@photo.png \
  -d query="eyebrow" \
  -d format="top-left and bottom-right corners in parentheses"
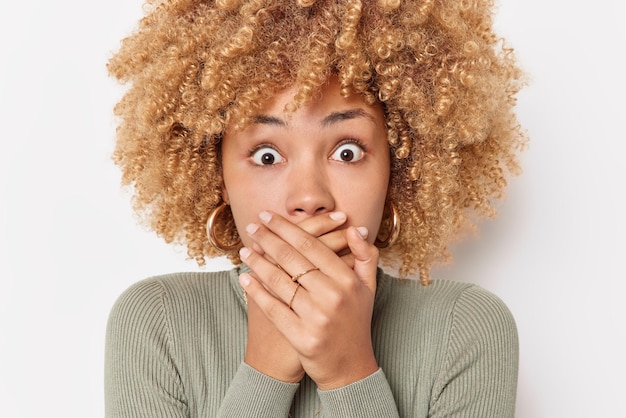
top-left (320, 108), bottom-right (376, 127)
top-left (251, 108), bottom-right (376, 128)
top-left (252, 115), bottom-right (287, 126)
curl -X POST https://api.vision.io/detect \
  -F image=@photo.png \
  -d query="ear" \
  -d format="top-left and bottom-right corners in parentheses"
top-left (221, 184), bottom-right (230, 204)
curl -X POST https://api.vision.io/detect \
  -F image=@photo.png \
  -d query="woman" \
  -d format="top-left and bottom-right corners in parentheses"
top-left (105, 0), bottom-right (525, 416)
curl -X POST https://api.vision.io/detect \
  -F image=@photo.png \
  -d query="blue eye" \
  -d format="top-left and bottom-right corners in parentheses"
top-left (251, 146), bottom-right (285, 166)
top-left (330, 142), bottom-right (365, 162)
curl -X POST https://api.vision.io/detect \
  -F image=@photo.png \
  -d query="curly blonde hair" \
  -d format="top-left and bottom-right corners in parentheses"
top-left (108, 0), bottom-right (526, 284)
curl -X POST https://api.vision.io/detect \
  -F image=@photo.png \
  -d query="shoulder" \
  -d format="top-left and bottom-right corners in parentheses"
top-left (375, 270), bottom-right (517, 347)
top-left (439, 282), bottom-right (518, 365)
top-left (380, 270), bottom-right (514, 320)
top-left (109, 270), bottom-right (229, 306)
top-left (373, 271), bottom-right (519, 415)
top-left (107, 269), bottom-right (240, 333)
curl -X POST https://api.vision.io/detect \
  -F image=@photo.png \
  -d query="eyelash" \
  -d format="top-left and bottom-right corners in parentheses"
top-left (246, 138), bottom-right (368, 166)
top-left (247, 143), bottom-right (284, 166)
top-left (331, 138), bottom-right (367, 163)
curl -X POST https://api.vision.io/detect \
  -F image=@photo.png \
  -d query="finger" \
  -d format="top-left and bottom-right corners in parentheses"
top-left (252, 226), bottom-right (354, 268)
top-left (345, 226), bottom-right (379, 294)
top-left (340, 253), bottom-right (355, 269)
top-left (318, 227), bottom-right (367, 257)
top-left (298, 212), bottom-right (353, 259)
top-left (316, 229), bottom-right (351, 255)
top-left (297, 211), bottom-right (347, 237)
top-left (251, 211), bottom-right (351, 284)
top-left (250, 241), bottom-right (266, 257)
top-left (239, 272), bottom-right (305, 326)
top-left (252, 210), bottom-right (348, 264)
top-left (239, 246), bottom-right (305, 306)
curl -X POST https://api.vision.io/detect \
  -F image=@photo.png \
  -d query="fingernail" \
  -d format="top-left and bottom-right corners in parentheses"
top-left (258, 211), bottom-right (272, 224)
top-left (239, 247), bottom-right (251, 260)
top-left (246, 223), bottom-right (259, 235)
top-left (239, 273), bottom-right (251, 287)
top-left (329, 211), bottom-right (346, 222)
top-left (356, 226), bottom-right (369, 239)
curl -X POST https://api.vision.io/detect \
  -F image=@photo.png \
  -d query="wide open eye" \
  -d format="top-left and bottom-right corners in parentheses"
top-left (330, 141), bottom-right (365, 163)
top-left (250, 146), bottom-right (285, 166)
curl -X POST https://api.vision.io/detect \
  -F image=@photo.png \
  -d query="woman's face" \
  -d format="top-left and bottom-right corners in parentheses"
top-left (221, 78), bottom-right (390, 247)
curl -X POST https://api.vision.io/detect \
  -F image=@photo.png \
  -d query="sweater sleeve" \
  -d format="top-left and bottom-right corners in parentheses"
top-left (429, 286), bottom-right (519, 418)
top-left (217, 362), bottom-right (299, 417)
top-left (317, 368), bottom-right (400, 417)
top-left (104, 279), bottom-right (189, 418)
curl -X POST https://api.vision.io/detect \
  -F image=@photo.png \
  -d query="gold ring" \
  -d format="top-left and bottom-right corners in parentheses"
top-left (290, 267), bottom-right (319, 282)
top-left (288, 283), bottom-right (301, 310)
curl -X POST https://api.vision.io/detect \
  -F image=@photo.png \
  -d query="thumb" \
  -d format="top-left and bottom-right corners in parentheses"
top-left (346, 226), bottom-right (379, 294)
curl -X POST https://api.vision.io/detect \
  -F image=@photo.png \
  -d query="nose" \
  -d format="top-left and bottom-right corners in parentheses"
top-left (285, 163), bottom-right (335, 217)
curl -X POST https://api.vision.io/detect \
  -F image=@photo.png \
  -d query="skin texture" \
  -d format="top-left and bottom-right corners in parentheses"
top-left (221, 78), bottom-right (389, 388)
top-left (221, 77), bottom-right (390, 248)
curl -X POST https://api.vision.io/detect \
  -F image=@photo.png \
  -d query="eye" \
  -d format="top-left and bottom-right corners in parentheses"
top-left (330, 141), bottom-right (365, 163)
top-left (250, 146), bottom-right (285, 166)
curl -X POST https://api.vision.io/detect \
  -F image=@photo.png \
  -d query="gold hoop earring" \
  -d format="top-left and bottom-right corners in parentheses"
top-left (206, 202), bottom-right (241, 251)
top-left (375, 201), bottom-right (400, 248)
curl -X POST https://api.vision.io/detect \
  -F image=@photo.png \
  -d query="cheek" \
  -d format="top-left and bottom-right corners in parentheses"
top-left (222, 159), bottom-right (252, 242)
top-left (223, 179), bottom-right (254, 239)
top-left (366, 188), bottom-right (389, 239)
top-left (364, 158), bottom-right (391, 237)
top-left (338, 170), bottom-right (389, 238)
top-left (223, 171), bottom-right (285, 245)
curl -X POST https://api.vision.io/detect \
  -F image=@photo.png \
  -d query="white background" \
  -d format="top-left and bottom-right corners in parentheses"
top-left (1, 0), bottom-right (624, 417)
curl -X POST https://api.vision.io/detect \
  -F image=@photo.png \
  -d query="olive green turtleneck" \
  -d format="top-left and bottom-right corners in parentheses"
top-left (105, 267), bottom-right (518, 417)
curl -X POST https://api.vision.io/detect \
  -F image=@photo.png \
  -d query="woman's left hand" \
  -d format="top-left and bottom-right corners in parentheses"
top-left (239, 211), bottom-right (380, 390)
